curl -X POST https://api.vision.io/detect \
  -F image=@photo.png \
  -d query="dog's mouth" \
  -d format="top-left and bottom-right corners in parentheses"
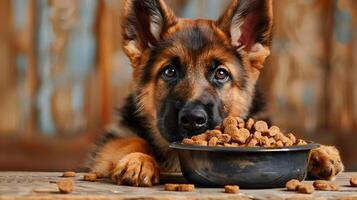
top-left (158, 116), bottom-right (222, 143)
top-left (157, 97), bottom-right (224, 143)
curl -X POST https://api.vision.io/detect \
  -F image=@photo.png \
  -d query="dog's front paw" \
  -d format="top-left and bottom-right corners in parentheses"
top-left (308, 145), bottom-right (344, 180)
top-left (112, 152), bottom-right (159, 187)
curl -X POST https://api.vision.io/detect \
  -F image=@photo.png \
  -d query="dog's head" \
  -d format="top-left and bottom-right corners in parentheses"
top-left (122, 0), bottom-right (273, 142)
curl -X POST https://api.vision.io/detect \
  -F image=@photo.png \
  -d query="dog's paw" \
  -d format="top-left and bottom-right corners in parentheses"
top-left (308, 145), bottom-right (344, 180)
top-left (111, 152), bottom-right (159, 187)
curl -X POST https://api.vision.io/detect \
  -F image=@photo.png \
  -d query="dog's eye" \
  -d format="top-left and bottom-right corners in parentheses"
top-left (214, 68), bottom-right (229, 82)
top-left (162, 65), bottom-right (177, 80)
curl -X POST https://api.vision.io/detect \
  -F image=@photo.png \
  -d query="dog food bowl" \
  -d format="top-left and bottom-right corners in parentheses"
top-left (170, 141), bottom-right (319, 188)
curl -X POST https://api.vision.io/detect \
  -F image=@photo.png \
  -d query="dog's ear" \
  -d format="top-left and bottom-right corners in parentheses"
top-left (122, 0), bottom-right (177, 68)
top-left (217, 0), bottom-right (273, 70)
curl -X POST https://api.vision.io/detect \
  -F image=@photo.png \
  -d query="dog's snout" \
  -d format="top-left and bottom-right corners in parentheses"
top-left (179, 107), bottom-right (208, 131)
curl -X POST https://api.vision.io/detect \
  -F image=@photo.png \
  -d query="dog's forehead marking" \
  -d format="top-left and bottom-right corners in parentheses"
top-left (161, 20), bottom-right (231, 67)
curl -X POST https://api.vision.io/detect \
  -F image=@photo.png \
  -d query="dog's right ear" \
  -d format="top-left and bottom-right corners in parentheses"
top-left (122, 0), bottom-right (177, 68)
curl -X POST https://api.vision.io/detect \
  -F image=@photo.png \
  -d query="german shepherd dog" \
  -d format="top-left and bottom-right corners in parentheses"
top-left (90, 0), bottom-right (344, 187)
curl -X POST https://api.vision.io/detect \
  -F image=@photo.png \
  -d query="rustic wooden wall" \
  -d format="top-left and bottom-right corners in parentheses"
top-left (0, 0), bottom-right (356, 171)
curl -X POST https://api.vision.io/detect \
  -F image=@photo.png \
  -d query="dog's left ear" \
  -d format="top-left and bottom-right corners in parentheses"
top-left (217, 0), bottom-right (273, 70)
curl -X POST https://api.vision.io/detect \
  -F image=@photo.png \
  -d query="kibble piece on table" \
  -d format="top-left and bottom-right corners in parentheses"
top-left (313, 180), bottom-right (339, 191)
top-left (224, 185), bottom-right (240, 193)
top-left (177, 184), bottom-right (195, 192)
top-left (286, 179), bottom-right (301, 191)
top-left (297, 184), bottom-right (315, 194)
top-left (83, 173), bottom-right (97, 182)
top-left (164, 183), bottom-right (179, 191)
top-left (94, 172), bottom-right (104, 178)
top-left (62, 171), bottom-right (76, 177)
top-left (57, 179), bottom-right (74, 194)
top-left (350, 176), bottom-right (357, 187)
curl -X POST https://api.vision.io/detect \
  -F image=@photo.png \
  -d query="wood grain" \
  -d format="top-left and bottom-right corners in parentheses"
top-left (0, 172), bottom-right (356, 200)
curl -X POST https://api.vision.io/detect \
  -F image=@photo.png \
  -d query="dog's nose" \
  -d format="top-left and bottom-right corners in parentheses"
top-left (179, 108), bottom-right (208, 131)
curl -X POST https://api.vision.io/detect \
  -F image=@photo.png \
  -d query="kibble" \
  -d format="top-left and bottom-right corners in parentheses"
top-left (218, 134), bottom-right (231, 143)
top-left (83, 173), bottom-right (97, 182)
top-left (182, 138), bottom-right (195, 145)
top-left (295, 139), bottom-right (307, 145)
top-left (164, 183), bottom-right (178, 191)
top-left (194, 140), bottom-right (208, 146)
top-left (254, 120), bottom-right (268, 132)
top-left (286, 179), bottom-right (301, 191)
top-left (62, 171), bottom-right (76, 177)
top-left (223, 116), bottom-right (238, 127)
top-left (247, 138), bottom-right (258, 147)
top-left (313, 180), bottom-right (339, 191)
top-left (177, 184), bottom-right (195, 192)
top-left (224, 125), bottom-right (239, 135)
top-left (297, 184), bottom-right (315, 194)
top-left (181, 116), bottom-right (307, 148)
top-left (207, 130), bottom-right (221, 139)
top-left (192, 133), bottom-right (208, 141)
top-left (286, 133), bottom-right (296, 144)
top-left (224, 185), bottom-right (240, 193)
top-left (208, 137), bottom-right (218, 146)
top-left (245, 118), bottom-right (255, 130)
top-left (350, 176), bottom-right (357, 187)
top-left (57, 179), bottom-right (74, 194)
top-left (236, 117), bottom-right (245, 128)
top-left (94, 172), bottom-right (104, 178)
top-left (267, 126), bottom-right (280, 136)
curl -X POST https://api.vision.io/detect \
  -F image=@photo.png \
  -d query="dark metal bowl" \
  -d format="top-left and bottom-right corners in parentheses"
top-left (170, 142), bottom-right (319, 188)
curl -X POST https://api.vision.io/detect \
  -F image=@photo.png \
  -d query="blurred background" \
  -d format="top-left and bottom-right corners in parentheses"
top-left (0, 0), bottom-right (356, 172)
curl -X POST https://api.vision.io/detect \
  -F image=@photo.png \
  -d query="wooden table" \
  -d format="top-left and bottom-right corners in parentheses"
top-left (0, 172), bottom-right (356, 200)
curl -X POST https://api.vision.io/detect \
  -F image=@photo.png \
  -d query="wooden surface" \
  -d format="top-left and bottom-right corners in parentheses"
top-left (0, 172), bottom-right (356, 200)
top-left (1, 0), bottom-right (357, 173)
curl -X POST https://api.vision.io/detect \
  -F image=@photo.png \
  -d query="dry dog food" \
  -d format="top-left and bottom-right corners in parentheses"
top-left (83, 173), bottom-right (97, 182)
top-left (286, 179), bottom-right (301, 191)
top-left (164, 183), bottom-right (195, 192)
top-left (177, 184), bottom-right (195, 192)
top-left (182, 116), bottom-right (307, 147)
top-left (164, 183), bottom-right (179, 191)
top-left (62, 171), bottom-right (76, 177)
top-left (224, 185), bottom-right (240, 193)
top-left (94, 172), bottom-right (104, 178)
top-left (313, 180), bottom-right (339, 191)
top-left (297, 183), bottom-right (315, 194)
top-left (350, 176), bottom-right (357, 187)
top-left (57, 179), bottom-right (74, 194)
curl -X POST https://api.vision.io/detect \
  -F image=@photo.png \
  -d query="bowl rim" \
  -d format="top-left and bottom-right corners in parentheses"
top-left (169, 141), bottom-right (320, 152)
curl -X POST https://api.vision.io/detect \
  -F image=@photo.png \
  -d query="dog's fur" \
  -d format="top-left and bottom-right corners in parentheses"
top-left (90, 0), bottom-right (344, 187)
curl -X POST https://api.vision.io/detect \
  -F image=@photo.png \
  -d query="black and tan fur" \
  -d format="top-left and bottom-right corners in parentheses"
top-left (90, 0), bottom-right (344, 187)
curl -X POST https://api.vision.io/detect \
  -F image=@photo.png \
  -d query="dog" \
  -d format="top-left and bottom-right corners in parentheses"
top-left (89, 0), bottom-right (344, 187)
